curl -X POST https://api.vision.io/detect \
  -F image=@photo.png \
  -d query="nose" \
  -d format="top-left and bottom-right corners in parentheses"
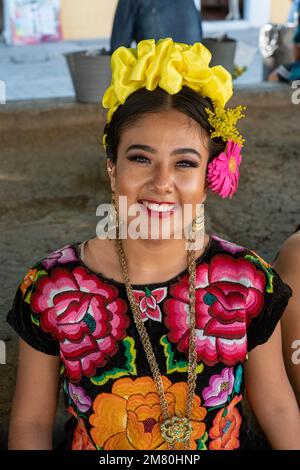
top-left (151, 163), bottom-right (173, 193)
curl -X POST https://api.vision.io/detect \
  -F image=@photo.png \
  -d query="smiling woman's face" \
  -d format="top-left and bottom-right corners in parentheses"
top-left (107, 110), bottom-right (210, 239)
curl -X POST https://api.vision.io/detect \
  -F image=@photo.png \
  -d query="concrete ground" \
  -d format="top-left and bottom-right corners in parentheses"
top-left (0, 26), bottom-right (262, 101)
top-left (0, 83), bottom-right (299, 448)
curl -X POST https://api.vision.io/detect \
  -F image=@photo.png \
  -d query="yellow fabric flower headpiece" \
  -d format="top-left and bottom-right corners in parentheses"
top-left (103, 37), bottom-right (233, 123)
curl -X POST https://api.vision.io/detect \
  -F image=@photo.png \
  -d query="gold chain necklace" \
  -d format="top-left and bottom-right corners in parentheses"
top-left (114, 227), bottom-right (198, 450)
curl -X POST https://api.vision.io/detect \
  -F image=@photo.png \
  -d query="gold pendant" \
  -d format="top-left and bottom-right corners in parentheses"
top-left (160, 416), bottom-right (193, 445)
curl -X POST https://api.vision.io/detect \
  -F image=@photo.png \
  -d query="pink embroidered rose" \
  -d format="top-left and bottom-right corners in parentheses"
top-left (31, 266), bottom-right (129, 382)
top-left (163, 254), bottom-right (266, 366)
top-left (132, 287), bottom-right (167, 322)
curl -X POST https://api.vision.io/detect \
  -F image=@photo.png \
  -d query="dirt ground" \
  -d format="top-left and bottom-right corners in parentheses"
top-left (0, 86), bottom-right (299, 448)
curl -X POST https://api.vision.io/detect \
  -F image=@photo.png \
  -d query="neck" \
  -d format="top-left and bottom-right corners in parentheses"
top-left (116, 233), bottom-right (209, 276)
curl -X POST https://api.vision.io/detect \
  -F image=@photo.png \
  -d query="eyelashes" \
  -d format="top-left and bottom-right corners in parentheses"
top-left (177, 160), bottom-right (200, 168)
top-left (127, 155), bottom-right (200, 168)
top-left (127, 156), bottom-right (150, 164)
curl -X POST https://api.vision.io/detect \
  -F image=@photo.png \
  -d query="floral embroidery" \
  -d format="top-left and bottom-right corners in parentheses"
top-left (212, 235), bottom-right (244, 255)
top-left (91, 336), bottom-right (137, 386)
top-left (202, 368), bottom-right (234, 407)
top-left (67, 407), bottom-right (96, 450)
top-left (89, 376), bottom-right (207, 450)
top-left (41, 244), bottom-right (78, 270)
top-left (20, 268), bottom-right (38, 296)
top-left (132, 287), bottom-right (167, 322)
top-left (164, 254), bottom-right (266, 366)
top-left (30, 266), bottom-right (129, 382)
top-left (245, 252), bottom-right (274, 294)
top-left (160, 335), bottom-right (204, 375)
top-left (209, 395), bottom-right (242, 450)
top-left (197, 431), bottom-right (209, 450)
top-left (233, 365), bottom-right (243, 395)
top-left (68, 383), bottom-right (92, 413)
top-left (9, 235), bottom-right (287, 451)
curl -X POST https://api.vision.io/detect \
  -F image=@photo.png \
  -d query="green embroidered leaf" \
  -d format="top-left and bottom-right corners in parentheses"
top-left (60, 363), bottom-right (65, 376)
top-left (30, 314), bottom-right (40, 327)
top-left (196, 432), bottom-right (208, 450)
top-left (145, 287), bottom-right (152, 297)
top-left (34, 270), bottom-right (48, 282)
top-left (24, 270), bottom-right (48, 304)
top-left (91, 336), bottom-right (137, 386)
top-left (244, 254), bottom-right (274, 293)
top-left (160, 335), bottom-right (204, 375)
top-left (207, 403), bottom-right (226, 412)
top-left (222, 408), bottom-right (228, 418)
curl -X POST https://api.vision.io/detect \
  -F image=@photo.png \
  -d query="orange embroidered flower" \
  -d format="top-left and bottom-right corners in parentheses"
top-left (67, 406), bottom-right (96, 450)
top-left (20, 268), bottom-right (37, 296)
top-left (89, 376), bottom-right (207, 450)
top-left (72, 419), bottom-right (96, 450)
top-left (209, 395), bottom-right (242, 450)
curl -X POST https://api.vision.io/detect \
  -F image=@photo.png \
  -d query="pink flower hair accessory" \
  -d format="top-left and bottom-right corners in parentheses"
top-left (207, 140), bottom-right (242, 199)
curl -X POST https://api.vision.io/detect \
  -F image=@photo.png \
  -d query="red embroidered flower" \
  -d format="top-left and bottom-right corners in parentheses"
top-left (132, 287), bottom-right (167, 322)
top-left (31, 266), bottom-right (129, 382)
top-left (163, 254), bottom-right (266, 366)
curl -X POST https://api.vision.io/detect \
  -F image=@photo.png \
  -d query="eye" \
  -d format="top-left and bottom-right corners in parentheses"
top-left (176, 160), bottom-right (200, 168)
top-left (127, 156), bottom-right (151, 164)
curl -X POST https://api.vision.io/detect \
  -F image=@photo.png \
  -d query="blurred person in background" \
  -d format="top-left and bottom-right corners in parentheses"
top-left (273, 226), bottom-right (300, 408)
top-left (288, 0), bottom-right (300, 23)
top-left (269, 3), bottom-right (300, 81)
top-left (110, 0), bottom-right (202, 53)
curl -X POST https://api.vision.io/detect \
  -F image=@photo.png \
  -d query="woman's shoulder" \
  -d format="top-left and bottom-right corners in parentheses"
top-left (211, 234), bottom-right (269, 263)
top-left (18, 242), bottom-right (81, 293)
top-left (210, 234), bottom-right (275, 287)
top-left (29, 241), bottom-right (81, 272)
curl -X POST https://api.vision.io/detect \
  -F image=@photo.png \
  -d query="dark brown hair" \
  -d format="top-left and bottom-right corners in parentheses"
top-left (104, 86), bottom-right (225, 164)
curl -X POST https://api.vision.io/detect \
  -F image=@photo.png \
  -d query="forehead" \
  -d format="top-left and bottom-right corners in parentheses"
top-left (119, 110), bottom-right (207, 148)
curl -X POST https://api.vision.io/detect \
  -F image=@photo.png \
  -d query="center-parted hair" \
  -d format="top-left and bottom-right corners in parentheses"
top-left (104, 86), bottom-right (226, 165)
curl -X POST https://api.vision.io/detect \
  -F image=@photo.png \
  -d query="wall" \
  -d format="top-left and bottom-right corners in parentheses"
top-left (61, 0), bottom-right (118, 40)
top-left (270, 0), bottom-right (291, 24)
top-left (59, 0), bottom-right (292, 41)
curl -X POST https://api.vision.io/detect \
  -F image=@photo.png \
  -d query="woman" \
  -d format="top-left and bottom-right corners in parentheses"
top-left (273, 226), bottom-right (300, 408)
top-left (7, 39), bottom-right (300, 450)
top-left (110, 0), bottom-right (202, 52)
top-left (269, 4), bottom-right (300, 82)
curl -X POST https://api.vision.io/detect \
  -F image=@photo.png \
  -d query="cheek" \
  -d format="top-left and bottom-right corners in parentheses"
top-left (176, 169), bottom-right (207, 194)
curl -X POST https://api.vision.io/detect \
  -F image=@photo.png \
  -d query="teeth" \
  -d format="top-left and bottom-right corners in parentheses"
top-left (142, 201), bottom-right (175, 212)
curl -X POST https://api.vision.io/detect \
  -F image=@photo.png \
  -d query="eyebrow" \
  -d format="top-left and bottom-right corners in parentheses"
top-left (126, 144), bottom-right (201, 158)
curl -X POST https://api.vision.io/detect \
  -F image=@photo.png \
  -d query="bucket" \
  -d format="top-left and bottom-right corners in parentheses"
top-left (259, 23), bottom-right (295, 80)
top-left (202, 36), bottom-right (237, 74)
top-left (65, 49), bottom-right (111, 103)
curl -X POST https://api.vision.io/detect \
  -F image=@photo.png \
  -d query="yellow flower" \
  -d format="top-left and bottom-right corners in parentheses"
top-left (103, 38), bottom-right (233, 122)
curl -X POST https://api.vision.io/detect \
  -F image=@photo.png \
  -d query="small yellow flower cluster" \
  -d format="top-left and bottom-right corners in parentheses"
top-left (206, 105), bottom-right (246, 146)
